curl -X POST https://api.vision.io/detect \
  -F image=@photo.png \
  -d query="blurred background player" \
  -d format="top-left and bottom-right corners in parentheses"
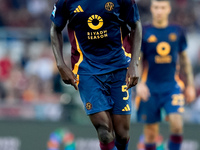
top-left (136, 0), bottom-right (196, 150)
top-left (50, 0), bottom-right (142, 150)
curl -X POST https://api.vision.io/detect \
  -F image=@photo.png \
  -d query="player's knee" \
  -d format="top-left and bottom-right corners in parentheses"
top-left (115, 125), bottom-right (130, 142)
top-left (144, 125), bottom-right (158, 143)
top-left (98, 126), bottom-right (114, 144)
top-left (171, 124), bottom-right (183, 134)
top-left (145, 132), bottom-right (157, 143)
top-left (116, 133), bottom-right (130, 143)
top-left (169, 115), bottom-right (183, 134)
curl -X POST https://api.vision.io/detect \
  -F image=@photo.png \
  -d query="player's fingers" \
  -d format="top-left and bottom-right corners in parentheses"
top-left (63, 79), bottom-right (71, 84)
top-left (142, 97), bottom-right (148, 102)
top-left (185, 93), bottom-right (195, 104)
top-left (71, 74), bottom-right (78, 90)
top-left (143, 87), bottom-right (151, 101)
top-left (73, 73), bottom-right (77, 80)
top-left (72, 84), bottom-right (78, 90)
top-left (133, 77), bottom-right (139, 86)
top-left (126, 79), bottom-right (130, 87)
top-left (187, 97), bottom-right (194, 104)
top-left (127, 77), bottom-right (138, 90)
top-left (142, 91), bottom-right (149, 101)
top-left (125, 73), bottom-right (130, 86)
top-left (127, 78), bottom-right (133, 90)
top-left (70, 79), bottom-right (78, 90)
top-left (186, 98), bottom-right (191, 104)
top-left (141, 94), bottom-right (148, 101)
top-left (146, 88), bottom-right (151, 97)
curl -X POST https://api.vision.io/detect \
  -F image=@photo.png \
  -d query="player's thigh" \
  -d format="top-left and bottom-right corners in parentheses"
top-left (78, 74), bottom-right (113, 115)
top-left (110, 69), bottom-right (132, 115)
top-left (144, 123), bottom-right (159, 143)
top-left (137, 94), bottom-right (161, 124)
top-left (112, 114), bottom-right (131, 138)
top-left (168, 113), bottom-right (183, 134)
top-left (89, 110), bottom-right (113, 131)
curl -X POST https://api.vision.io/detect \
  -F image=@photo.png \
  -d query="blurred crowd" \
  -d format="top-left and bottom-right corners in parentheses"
top-left (0, 0), bottom-right (199, 122)
top-left (0, 41), bottom-right (61, 103)
top-left (1, 0), bottom-right (200, 32)
top-left (0, 0), bottom-right (53, 31)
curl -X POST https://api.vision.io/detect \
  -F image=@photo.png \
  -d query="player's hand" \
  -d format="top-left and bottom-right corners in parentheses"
top-left (136, 82), bottom-right (150, 101)
top-left (126, 62), bottom-right (139, 90)
top-left (57, 64), bottom-right (78, 90)
top-left (184, 85), bottom-right (196, 103)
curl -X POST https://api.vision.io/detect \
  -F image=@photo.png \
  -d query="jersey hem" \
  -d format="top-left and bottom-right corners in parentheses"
top-left (76, 66), bottom-right (128, 76)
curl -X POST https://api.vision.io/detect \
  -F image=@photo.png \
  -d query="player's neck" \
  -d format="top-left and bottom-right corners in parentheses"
top-left (152, 20), bottom-right (168, 28)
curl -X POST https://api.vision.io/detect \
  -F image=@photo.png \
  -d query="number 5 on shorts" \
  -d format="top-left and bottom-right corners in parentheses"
top-left (122, 85), bottom-right (129, 100)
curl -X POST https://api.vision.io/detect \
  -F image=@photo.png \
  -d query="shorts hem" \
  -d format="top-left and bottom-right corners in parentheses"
top-left (77, 67), bottom-right (128, 76)
top-left (112, 111), bottom-right (131, 115)
top-left (166, 111), bottom-right (183, 115)
top-left (86, 107), bottom-right (113, 115)
top-left (137, 119), bottom-right (161, 124)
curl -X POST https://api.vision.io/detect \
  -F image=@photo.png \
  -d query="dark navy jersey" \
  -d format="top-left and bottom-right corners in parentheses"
top-left (141, 24), bottom-right (187, 93)
top-left (51, 0), bottom-right (140, 75)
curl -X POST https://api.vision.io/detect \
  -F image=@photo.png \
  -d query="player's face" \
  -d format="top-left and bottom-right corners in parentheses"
top-left (151, 1), bottom-right (171, 23)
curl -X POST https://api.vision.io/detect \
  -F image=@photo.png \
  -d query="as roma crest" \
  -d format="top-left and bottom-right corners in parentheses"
top-left (105, 2), bottom-right (114, 11)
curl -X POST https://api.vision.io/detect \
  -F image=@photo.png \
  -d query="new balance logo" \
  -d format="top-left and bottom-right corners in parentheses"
top-left (74, 5), bottom-right (84, 13)
top-left (122, 104), bottom-right (130, 111)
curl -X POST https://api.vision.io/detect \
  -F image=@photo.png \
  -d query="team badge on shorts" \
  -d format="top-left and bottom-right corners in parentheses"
top-left (105, 2), bottom-right (114, 11)
top-left (86, 102), bottom-right (92, 110)
top-left (142, 115), bottom-right (147, 121)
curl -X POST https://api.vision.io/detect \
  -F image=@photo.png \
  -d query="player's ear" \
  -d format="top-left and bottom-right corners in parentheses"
top-left (150, 5), bottom-right (152, 13)
top-left (167, 2), bottom-right (172, 14)
top-left (150, 0), bottom-right (156, 14)
top-left (150, 3), bottom-right (154, 14)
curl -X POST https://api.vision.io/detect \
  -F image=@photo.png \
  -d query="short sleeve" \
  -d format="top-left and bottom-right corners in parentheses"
top-left (120, 0), bottom-right (140, 28)
top-left (50, 0), bottom-right (68, 30)
top-left (179, 28), bottom-right (187, 52)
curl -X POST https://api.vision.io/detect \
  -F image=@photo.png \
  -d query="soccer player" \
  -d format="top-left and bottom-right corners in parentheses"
top-left (136, 0), bottom-right (196, 150)
top-left (50, 0), bottom-right (142, 150)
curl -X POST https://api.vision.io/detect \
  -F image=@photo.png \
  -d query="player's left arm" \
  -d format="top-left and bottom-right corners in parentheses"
top-left (120, 0), bottom-right (142, 89)
top-left (126, 21), bottom-right (142, 89)
top-left (179, 51), bottom-right (196, 103)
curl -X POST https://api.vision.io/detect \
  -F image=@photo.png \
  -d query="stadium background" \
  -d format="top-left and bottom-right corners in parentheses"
top-left (0, 0), bottom-right (199, 150)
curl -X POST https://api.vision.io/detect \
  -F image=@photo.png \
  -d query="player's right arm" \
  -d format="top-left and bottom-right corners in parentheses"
top-left (136, 52), bottom-right (150, 101)
top-left (50, 0), bottom-right (78, 90)
top-left (50, 23), bottom-right (78, 90)
top-left (179, 51), bottom-right (195, 103)
top-left (178, 27), bottom-right (195, 103)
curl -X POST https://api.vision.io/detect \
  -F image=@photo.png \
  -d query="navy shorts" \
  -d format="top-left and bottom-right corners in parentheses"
top-left (78, 69), bottom-right (132, 115)
top-left (137, 86), bottom-right (184, 124)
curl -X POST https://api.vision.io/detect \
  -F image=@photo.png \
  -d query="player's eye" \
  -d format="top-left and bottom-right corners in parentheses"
top-left (154, 6), bottom-right (158, 9)
top-left (161, 6), bottom-right (166, 10)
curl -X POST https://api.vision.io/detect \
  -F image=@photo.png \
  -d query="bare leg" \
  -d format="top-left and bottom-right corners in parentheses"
top-left (144, 123), bottom-right (159, 150)
top-left (89, 110), bottom-right (115, 143)
top-left (112, 114), bottom-right (131, 150)
top-left (168, 114), bottom-right (183, 150)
